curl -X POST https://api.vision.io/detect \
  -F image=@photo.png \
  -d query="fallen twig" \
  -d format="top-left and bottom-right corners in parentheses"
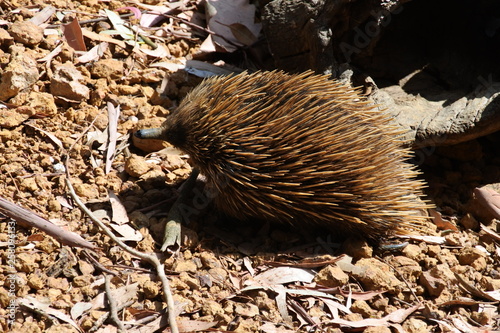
top-left (89, 300), bottom-right (134, 333)
top-left (105, 274), bottom-right (126, 332)
top-left (0, 196), bottom-right (95, 249)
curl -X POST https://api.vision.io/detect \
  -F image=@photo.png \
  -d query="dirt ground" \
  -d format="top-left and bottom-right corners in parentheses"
top-left (0, 1), bottom-right (500, 332)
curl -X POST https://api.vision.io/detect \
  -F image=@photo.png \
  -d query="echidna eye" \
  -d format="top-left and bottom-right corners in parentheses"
top-left (165, 123), bottom-right (188, 148)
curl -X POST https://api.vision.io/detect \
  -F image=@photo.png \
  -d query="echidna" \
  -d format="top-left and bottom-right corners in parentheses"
top-left (136, 71), bottom-right (430, 240)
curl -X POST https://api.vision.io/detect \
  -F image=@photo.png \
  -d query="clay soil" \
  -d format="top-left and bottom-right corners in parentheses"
top-left (0, 1), bottom-right (500, 333)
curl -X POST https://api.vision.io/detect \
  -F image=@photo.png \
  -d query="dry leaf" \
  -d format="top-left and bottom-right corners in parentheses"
top-left (117, 6), bottom-right (142, 19)
top-left (243, 256), bottom-right (255, 276)
top-left (70, 302), bottom-right (92, 320)
top-left (108, 190), bottom-right (129, 225)
top-left (109, 223), bottom-right (143, 242)
top-left (0, 197), bottom-right (95, 249)
top-left (275, 286), bottom-right (292, 324)
top-left (249, 267), bottom-right (315, 286)
top-left (140, 44), bottom-right (170, 58)
top-left (184, 59), bottom-right (237, 77)
top-left (228, 272), bottom-right (242, 289)
top-left (439, 298), bottom-right (498, 306)
top-left (454, 272), bottom-right (500, 302)
top-left (480, 224), bottom-right (500, 241)
top-left (399, 234), bottom-right (446, 244)
top-left (326, 304), bottom-right (420, 328)
top-left (81, 28), bottom-right (127, 49)
top-left (451, 315), bottom-right (486, 333)
top-left (62, 19), bottom-right (86, 52)
top-left (225, 22), bottom-right (257, 46)
top-left (37, 43), bottom-right (63, 63)
top-left (264, 254), bottom-right (344, 268)
top-left (429, 209), bottom-right (459, 231)
top-left (474, 187), bottom-right (500, 219)
top-left (18, 296), bottom-right (83, 332)
top-left (104, 9), bottom-right (135, 41)
top-left (204, 0), bottom-right (261, 52)
top-left (30, 6), bottom-right (56, 26)
top-left (76, 42), bottom-right (108, 63)
top-left (132, 1), bottom-right (186, 28)
top-left (319, 297), bottom-right (352, 316)
top-left (287, 298), bottom-right (317, 327)
top-left (150, 61), bottom-right (185, 72)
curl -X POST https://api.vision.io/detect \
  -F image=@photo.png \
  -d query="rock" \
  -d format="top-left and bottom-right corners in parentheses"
top-left (201, 299), bottom-right (225, 317)
top-left (471, 310), bottom-right (492, 326)
top-left (47, 276), bottom-right (70, 290)
top-left (390, 256), bottom-right (422, 283)
top-left (208, 267), bottom-right (228, 282)
top-left (0, 107), bottom-right (33, 127)
top-left (350, 300), bottom-right (375, 317)
top-left (199, 251), bottom-right (221, 268)
top-left (50, 62), bottom-right (90, 101)
top-left (352, 258), bottom-right (404, 293)
top-left (402, 317), bottom-right (429, 333)
top-left (420, 264), bottom-right (456, 297)
top-left (482, 276), bottom-right (500, 291)
top-left (0, 46), bottom-right (39, 100)
top-left (364, 326), bottom-right (391, 333)
top-left (128, 211), bottom-right (150, 227)
top-left (91, 59), bottom-right (124, 80)
top-left (164, 154), bottom-right (185, 170)
top-left (344, 312), bottom-right (363, 322)
top-left (0, 28), bottom-right (14, 47)
top-left (46, 288), bottom-right (63, 302)
top-left (143, 280), bottom-right (160, 298)
top-left (429, 264), bottom-right (457, 284)
top-left (73, 275), bottom-right (94, 287)
top-left (125, 154), bottom-right (153, 178)
top-left (172, 260), bottom-right (198, 273)
top-left (459, 213), bottom-right (479, 230)
top-left (15, 252), bottom-right (39, 272)
top-left (47, 198), bottom-right (62, 212)
top-left (234, 303), bottom-right (259, 317)
top-left (420, 271), bottom-right (445, 297)
top-left (426, 245), bottom-right (441, 257)
top-left (178, 271), bottom-right (200, 290)
top-left (9, 21), bottom-right (43, 46)
top-left (402, 244), bottom-right (423, 260)
top-left (436, 248), bottom-right (460, 267)
top-left (314, 264), bottom-right (349, 287)
top-left (140, 68), bottom-right (165, 83)
top-left (27, 273), bottom-right (46, 290)
top-left (342, 237), bottom-right (373, 259)
top-left (73, 183), bottom-right (99, 199)
top-left (19, 177), bottom-right (39, 192)
top-left (457, 247), bottom-right (487, 271)
top-left (233, 318), bottom-right (260, 333)
top-left (78, 260), bottom-right (94, 275)
top-left (21, 92), bottom-right (57, 116)
top-left (180, 225), bottom-right (199, 249)
top-left (371, 297), bottom-right (389, 311)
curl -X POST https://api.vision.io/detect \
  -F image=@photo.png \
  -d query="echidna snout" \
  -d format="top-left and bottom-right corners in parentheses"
top-left (137, 71), bottom-right (431, 240)
top-left (135, 127), bottom-right (163, 139)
